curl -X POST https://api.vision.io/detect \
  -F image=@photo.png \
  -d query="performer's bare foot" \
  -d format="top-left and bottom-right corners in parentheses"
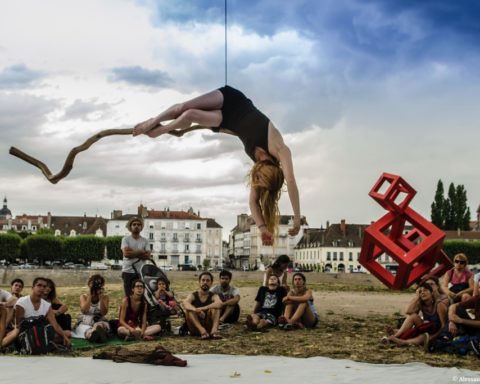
top-left (146, 125), bottom-right (166, 138)
top-left (133, 117), bottom-right (158, 136)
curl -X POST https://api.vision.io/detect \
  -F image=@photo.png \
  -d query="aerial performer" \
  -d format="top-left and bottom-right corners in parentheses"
top-left (133, 86), bottom-right (301, 246)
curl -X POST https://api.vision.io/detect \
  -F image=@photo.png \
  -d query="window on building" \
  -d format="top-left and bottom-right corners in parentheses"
top-left (333, 252), bottom-right (337, 261)
top-left (149, 224), bottom-right (154, 229)
top-left (149, 233), bottom-right (154, 240)
top-left (357, 252), bottom-right (360, 260)
top-left (339, 252), bottom-right (344, 261)
top-left (349, 252), bottom-right (353, 261)
top-left (185, 244), bottom-right (190, 252)
top-left (197, 223), bottom-right (201, 230)
top-left (150, 244), bottom-right (153, 251)
top-left (173, 233), bottom-right (178, 241)
top-left (326, 252), bottom-right (331, 261)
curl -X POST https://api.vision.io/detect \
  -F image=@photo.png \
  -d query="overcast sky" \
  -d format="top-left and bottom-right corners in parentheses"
top-left (1, 0), bottom-right (479, 238)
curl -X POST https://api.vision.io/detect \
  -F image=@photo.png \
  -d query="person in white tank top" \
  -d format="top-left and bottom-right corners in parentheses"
top-left (12, 277), bottom-right (71, 348)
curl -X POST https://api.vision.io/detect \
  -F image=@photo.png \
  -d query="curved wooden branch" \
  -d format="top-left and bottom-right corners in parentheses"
top-left (9, 125), bottom-right (211, 184)
top-left (9, 128), bottom-right (134, 184)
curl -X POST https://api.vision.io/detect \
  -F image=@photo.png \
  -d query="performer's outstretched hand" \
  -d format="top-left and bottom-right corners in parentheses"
top-left (260, 228), bottom-right (273, 246)
top-left (288, 217), bottom-right (301, 236)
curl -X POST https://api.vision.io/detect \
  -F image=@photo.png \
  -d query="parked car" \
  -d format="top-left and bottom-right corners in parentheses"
top-left (90, 262), bottom-right (108, 270)
top-left (111, 264), bottom-right (122, 270)
top-left (180, 264), bottom-right (197, 271)
top-left (160, 265), bottom-right (174, 271)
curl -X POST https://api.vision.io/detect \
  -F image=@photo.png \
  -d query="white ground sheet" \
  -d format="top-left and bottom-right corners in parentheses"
top-left (1, 354), bottom-right (479, 384)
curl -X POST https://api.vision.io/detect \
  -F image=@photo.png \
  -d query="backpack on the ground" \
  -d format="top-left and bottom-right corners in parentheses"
top-left (17, 315), bottom-right (54, 355)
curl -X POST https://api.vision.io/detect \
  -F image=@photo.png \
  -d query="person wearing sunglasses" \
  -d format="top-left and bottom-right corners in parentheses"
top-left (442, 253), bottom-right (474, 303)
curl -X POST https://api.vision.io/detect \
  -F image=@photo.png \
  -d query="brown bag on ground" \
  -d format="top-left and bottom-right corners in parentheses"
top-left (93, 345), bottom-right (187, 367)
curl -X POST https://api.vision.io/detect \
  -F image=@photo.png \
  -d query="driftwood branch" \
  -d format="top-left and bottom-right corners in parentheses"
top-left (9, 125), bottom-right (210, 184)
top-left (9, 128), bottom-right (134, 184)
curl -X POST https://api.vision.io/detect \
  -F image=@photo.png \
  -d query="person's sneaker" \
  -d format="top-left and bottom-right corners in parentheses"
top-left (470, 339), bottom-right (480, 357)
top-left (283, 323), bottom-right (294, 331)
top-left (294, 322), bottom-right (305, 330)
top-left (277, 316), bottom-right (287, 329)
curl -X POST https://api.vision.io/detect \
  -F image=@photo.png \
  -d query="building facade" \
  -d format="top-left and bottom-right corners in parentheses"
top-left (107, 205), bottom-right (222, 268)
top-left (229, 213), bottom-right (308, 269)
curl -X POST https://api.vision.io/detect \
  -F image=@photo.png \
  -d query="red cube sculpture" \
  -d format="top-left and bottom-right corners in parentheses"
top-left (360, 173), bottom-right (452, 290)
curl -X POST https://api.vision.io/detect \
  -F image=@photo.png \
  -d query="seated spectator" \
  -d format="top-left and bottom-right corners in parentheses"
top-left (280, 272), bottom-right (319, 330)
top-left (72, 274), bottom-right (110, 343)
top-left (263, 255), bottom-right (290, 291)
top-left (442, 253), bottom-right (474, 303)
top-left (43, 278), bottom-right (72, 335)
top-left (210, 270), bottom-right (241, 324)
top-left (10, 278), bottom-right (24, 298)
top-left (154, 278), bottom-right (180, 316)
top-left (445, 293), bottom-right (480, 339)
top-left (247, 275), bottom-right (287, 331)
top-left (0, 288), bottom-right (16, 340)
top-left (383, 282), bottom-right (447, 348)
top-left (118, 279), bottom-right (161, 341)
top-left (473, 271), bottom-right (480, 297)
top-left (8, 277), bottom-right (70, 349)
top-left (183, 272), bottom-right (223, 339)
top-left (404, 275), bottom-right (449, 317)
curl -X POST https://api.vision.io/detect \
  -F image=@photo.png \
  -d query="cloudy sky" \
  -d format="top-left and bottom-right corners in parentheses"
top-left (1, 0), bottom-right (479, 237)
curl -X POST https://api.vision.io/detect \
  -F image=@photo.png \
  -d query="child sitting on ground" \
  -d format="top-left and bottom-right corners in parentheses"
top-left (154, 278), bottom-right (180, 316)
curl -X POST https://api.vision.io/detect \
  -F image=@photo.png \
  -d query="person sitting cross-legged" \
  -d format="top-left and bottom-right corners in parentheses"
top-left (210, 270), bottom-right (241, 325)
top-left (118, 279), bottom-right (161, 341)
top-left (183, 272), bottom-right (223, 339)
top-left (246, 275), bottom-right (287, 332)
top-left (279, 272), bottom-right (319, 330)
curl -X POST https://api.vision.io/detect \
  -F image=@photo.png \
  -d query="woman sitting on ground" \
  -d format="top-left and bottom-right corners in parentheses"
top-left (383, 282), bottom-right (447, 348)
top-left (263, 255), bottom-right (290, 291)
top-left (279, 272), bottom-right (319, 330)
top-left (43, 278), bottom-right (72, 336)
top-left (73, 274), bottom-right (110, 343)
top-left (118, 279), bottom-right (161, 341)
top-left (404, 275), bottom-right (449, 317)
top-left (442, 253), bottom-right (474, 303)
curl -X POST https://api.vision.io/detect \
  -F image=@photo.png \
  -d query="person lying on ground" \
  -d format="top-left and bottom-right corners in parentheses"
top-left (73, 274), bottom-right (110, 343)
top-left (383, 282), bottom-right (447, 348)
top-left (279, 272), bottom-right (319, 330)
top-left (210, 269), bottom-right (241, 324)
top-left (118, 279), bottom-right (161, 341)
top-left (183, 272), bottom-right (223, 339)
top-left (247, 275), bottom-right (287, 332)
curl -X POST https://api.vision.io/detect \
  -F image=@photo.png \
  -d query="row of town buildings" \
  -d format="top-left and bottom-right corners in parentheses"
top-left (2, 196), bottom-right (480, 272)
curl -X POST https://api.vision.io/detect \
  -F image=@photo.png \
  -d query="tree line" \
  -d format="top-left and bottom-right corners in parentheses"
top-left (0, 232), bottom-right (123, 265)
top-left (431, 180), bottom-right (471, 231)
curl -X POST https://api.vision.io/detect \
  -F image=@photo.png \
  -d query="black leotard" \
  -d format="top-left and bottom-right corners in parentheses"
top-left (216, 86), bottom-right (270, 162)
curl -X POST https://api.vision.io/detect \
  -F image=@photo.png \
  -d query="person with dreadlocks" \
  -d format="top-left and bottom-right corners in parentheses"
top-left (133, 86), bottom-right (301, 246)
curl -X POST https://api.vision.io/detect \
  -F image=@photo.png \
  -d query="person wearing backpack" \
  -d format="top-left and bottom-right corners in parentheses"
top-left (14, 277), bottom-right (71, 353)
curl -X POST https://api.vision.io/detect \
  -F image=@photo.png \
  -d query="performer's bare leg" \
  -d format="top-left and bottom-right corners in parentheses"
top-left (133, 89), bottom-right (224, 136)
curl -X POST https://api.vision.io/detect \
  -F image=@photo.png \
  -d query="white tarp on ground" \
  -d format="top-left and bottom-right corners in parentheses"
top-left (1, 354), bottom-right (479, 384)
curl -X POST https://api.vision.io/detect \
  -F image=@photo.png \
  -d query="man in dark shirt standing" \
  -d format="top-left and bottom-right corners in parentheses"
top-left (247, 275), bottom-right (287, 331)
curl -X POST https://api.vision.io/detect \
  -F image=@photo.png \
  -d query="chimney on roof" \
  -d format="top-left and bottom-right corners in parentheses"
top-left (198, 210), bottom-right (200, 217)
top-left (340, 219), bottom-right (346, 237)
top-left (138, 204), bottom-right (148, 218)
top-left (326, 220), bottom-right (330, 229)
top-left (47, 212), bottom-right (52, 228)
top-left (111, 210), bottom-right (122, 219)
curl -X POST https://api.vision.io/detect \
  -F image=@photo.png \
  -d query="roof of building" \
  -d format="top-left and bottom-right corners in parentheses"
top-left (206, 218), bottom-right (222, 228)
top-left (296, 221), bottom-right (368, 248)
top-left (50, 215), bottom-right (107, 236)
top-left (0, 197), bottom-right (12, 218)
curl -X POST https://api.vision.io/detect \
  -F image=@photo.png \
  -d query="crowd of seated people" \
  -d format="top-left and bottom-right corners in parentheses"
top-left (2, 251), bottom-right (479, 358)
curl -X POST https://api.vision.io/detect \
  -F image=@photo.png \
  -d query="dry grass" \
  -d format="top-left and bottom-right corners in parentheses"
top-left (2, 271), bottom-right (479, 370)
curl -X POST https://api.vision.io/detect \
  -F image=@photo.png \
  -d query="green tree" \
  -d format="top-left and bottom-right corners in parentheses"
top-left (37, 227), bottom-right (55, 236)
top-left (23, 235), bottom-right (63, 264)
top-left (431, 179), bottom-right (445, 228)
top-left (0, 233), bottom-right (22, 262)
top-left (105, 236), bottom-right (123, 261)
top-left (440, 182), bottom-right (471, 231)
top-left (63, 236), bottom-right (105, 264)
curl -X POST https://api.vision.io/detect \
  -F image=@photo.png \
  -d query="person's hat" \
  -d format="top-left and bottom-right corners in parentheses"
top-left (126, 216), bottom-right (144, 231)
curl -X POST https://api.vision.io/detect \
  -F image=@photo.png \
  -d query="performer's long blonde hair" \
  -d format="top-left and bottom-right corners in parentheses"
top-left (249, 159), bottom-right (284, 237)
